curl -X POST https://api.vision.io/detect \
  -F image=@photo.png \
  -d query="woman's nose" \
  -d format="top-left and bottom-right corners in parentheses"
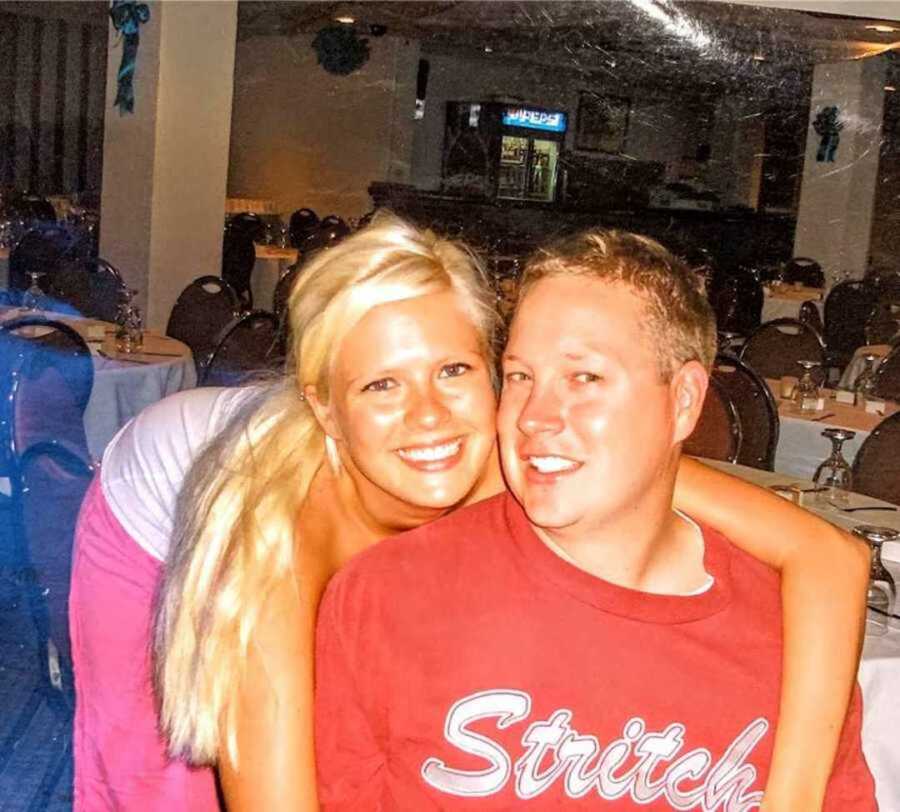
top-left (405, 384), bottom-right (452, 430)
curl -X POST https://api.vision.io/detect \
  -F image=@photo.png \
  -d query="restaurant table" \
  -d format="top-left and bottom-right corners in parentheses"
top-left (838, 344), bottom-right (892, 390)
top-left (761, 282), bottom-right (824, 323)
top-left (250, 244), bottom-right (298, 312)
top-left (0, 307), bottom-right (196, 459)
top-left (764, 378), bottom-right (898, 479)
top-left (701, 458), bottom-right (900, 810)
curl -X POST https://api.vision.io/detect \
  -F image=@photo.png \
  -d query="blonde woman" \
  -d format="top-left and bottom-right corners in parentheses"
top-left (70, 214), bottom-right (869, 811)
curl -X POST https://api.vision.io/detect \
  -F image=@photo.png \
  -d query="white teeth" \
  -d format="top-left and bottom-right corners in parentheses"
top-left (528, 455), bottom-right (578, 474)
top-left (398, 440), bottom-right (462, 462)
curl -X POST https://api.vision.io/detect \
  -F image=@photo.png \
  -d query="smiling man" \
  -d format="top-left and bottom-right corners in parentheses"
top-left (314, 230), bottom-right (874, 810)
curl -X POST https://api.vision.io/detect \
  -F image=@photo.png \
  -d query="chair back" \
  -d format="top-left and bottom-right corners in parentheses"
top-left (273, 263), bottom-right (302, 322)
top-left (710, 272), bottom-right (763, 337)
top-left (712, 355), bottom-right (779, 470)
top-left (288, 208), bottom-right (319, 248)
top-left (851, 411), bottom-right (900, 504)
top-left (9, 226), bottom-right (72, 291)
top-left (166, 276), bottom-right (240, 373)
top-left (824, 280), bottom-right (878, 363)
top-left (865, 301), bottom-right (900, 347)
top-left (0, 317), bottom-right (93, 462)
top-left (16, 441), bottom-right (93, 686)
top-left (873, 344), bottom-right (900, 402)
top-left (227, 212), bottom-right (266, 244)
top-left (875, 271), bottom-right (900, 305)
top-left (740, 318), bottom-right (825, 380)
top-left (782, 257), bottom-right (824, 288)
top-left (683, 375), bottom-right (742, 463)
top-left (798, 300), bottom-right (824, 336)
top-left (221, 228), bottom-right (257, 309)
top-left (200, 311), bottom-right (281, 387)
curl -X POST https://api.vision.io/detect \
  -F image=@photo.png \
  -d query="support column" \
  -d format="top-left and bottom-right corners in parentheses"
top-left (99, 1), bottom-right (237, 330)
top-left (793, 55), bottom-right (886, 284)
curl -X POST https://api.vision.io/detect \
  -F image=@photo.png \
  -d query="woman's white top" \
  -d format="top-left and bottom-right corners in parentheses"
top-left (99, 387), bottom-right (256, 562)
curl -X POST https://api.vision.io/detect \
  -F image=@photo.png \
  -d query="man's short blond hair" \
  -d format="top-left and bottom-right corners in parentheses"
top-left (518, 229), bottom-right (717, 380)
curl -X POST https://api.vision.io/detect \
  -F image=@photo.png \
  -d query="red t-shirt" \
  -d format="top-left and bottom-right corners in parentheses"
top-left (315, 493), bottom-right (875, 810)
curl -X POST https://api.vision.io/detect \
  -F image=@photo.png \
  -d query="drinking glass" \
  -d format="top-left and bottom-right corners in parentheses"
top-left (813, 427), bottom-right (855, 508)
top-left (115, 289), bottom-right (144, 354)
top-left (794, 359), bottom-right (821, 413)
top-left (853, 354), bottom-right (879, 405)
top-left (21, 271), bottom-right (46, 312)
top-left (852, 525), bottom-right (898, 636)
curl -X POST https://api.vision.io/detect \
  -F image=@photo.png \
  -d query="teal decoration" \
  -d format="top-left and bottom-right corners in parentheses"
top-left (312, 26), bottom-right (370, 76)
top-left (109, 1), bottom-right (150, 115)
top-left (813, 106), bottom-right (843, 163)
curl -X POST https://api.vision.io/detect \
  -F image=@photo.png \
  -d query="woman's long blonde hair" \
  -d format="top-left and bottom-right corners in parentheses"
top-left (152, 213), bottom-right (497, 766)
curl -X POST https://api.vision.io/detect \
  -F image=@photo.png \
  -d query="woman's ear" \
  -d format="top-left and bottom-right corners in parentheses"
top-left (670, 361), bottom-right (709, 446)
top-left (303, 384), bottom-right (342, 440)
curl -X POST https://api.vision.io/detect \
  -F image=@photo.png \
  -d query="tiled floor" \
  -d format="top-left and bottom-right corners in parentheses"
top-left (0, 520), bottom-right (73, 812)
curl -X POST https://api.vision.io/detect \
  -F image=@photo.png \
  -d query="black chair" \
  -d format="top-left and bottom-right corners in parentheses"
top-left (865, 301), bottom-right (900, 347)
top-left (683, 375), bottom-right (742, 463)
top-left (823, 280), bottom-right (878, 371)
top-left (740, 318), bottom-right (826, 381)
top-left (221, 228), bottom-right (257, 310)
top-left (273, 263), bottom-right (302, 323)
top-left (874, 271), bottom-right (900, 305)
top-left (782, 257), bottom-right (824, 288)
top-left (288, 208), bottom-right (319, 249)
top-left (200, 311), bottom-right (281, 387)
top-left (710, 272), bottom-right (763, 338)
top-left (166, 276), bottom-right (241, 374)
top-left (8, 226), bottom-right (72, 291)
top-left (798, 300), bottom-right (824, 337)
top-left (16, 441), bottom-right (92, 705)
top-left (227, 212), bottom-right (266, 244)
top-left (851, 411), bottom-right (900, 504)
top-left (712, 355), bottom-right (779, 470)
top-left (873, 344), bottom-right (900, 402)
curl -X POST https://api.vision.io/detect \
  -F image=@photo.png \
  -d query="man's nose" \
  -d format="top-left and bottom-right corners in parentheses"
top-left (517, 384), bottom-right (564, 436)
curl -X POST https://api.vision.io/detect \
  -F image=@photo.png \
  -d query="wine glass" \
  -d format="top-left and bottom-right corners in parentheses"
top-left (21, 271), bottom-right (46, 312)
top-left (853, 354), bottom-right (879, 405)
top-left (813, 427), bottom-right (855, 508)
top-left (794, 359), bottom-right (821, 413)
top-left (852, 525), bottom-right (898, 636)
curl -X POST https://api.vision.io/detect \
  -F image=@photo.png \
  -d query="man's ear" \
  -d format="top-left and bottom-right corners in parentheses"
top-left (670, 361), bottom-right (709, 445)
top-left (303, 384), bottom-right (342, 440)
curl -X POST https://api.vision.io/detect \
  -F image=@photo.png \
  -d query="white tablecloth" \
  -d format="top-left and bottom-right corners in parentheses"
top-left (700, 459), bottom-right (900, 810)
top-left (85, 341), bottom-right (196, 459)
top-left (0, 308), bottom-right (197, 459)
top-left (250, 245), bottom-right (297, 312)
top-left (762, 284), bottom-right (824, 323)
top-left (765, 380), bottom-right (898, 479)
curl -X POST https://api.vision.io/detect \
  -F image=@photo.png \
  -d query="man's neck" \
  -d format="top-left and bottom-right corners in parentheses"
top-left (534, 473), bottom-right (709, 595)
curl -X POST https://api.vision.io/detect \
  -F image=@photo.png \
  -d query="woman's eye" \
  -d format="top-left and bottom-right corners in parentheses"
top-left (439, 362), bottom-right (472, 378)
top-left (362, 378), bottom-right (396, 393)
top-left (574, 372), bottom-right (601, 384)
top-left (504, 370), bottom-right (529, 384)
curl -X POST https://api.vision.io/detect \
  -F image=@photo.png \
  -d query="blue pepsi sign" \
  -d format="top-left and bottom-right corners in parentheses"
top-left (502, 107), bottom-right (567, 133)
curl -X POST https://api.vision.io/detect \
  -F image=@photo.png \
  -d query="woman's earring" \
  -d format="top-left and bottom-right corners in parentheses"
top-left (324, 435), bottom-right (342, 474)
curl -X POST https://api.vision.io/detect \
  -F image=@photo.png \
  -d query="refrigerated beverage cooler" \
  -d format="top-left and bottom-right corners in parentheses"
top-left (441, 102), bottom-right (567, 203)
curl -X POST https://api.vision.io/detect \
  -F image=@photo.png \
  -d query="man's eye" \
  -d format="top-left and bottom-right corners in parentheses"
top-left (574, 372), bottom-right (601, 384)
top-left (440, 362), bottom-right (472, 378)
top-left (362, 378), bottom-right (396, 393)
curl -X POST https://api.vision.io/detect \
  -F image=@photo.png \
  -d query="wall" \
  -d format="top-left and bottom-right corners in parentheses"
top-left (408, 51), bottom-right (699, 192)
top-left (228, 33), bottom-right (419, 220)
top-left (0, 6), bottom-right (107, 194)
